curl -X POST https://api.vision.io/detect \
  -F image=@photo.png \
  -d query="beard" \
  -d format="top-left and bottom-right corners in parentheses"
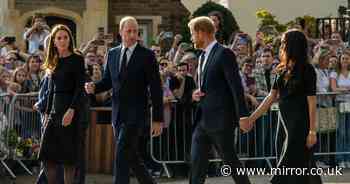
top-left (193, 39), bottom-right (204, 49)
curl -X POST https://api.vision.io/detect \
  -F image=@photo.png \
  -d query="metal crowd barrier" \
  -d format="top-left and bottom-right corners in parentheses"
top-left (150, 92), bottom-right (350, 177)
top-left (1, 92), bottom-right (350, 179)
top-left (316, 17), bottom-right (350, 40)
top-left (0, 93), bottom-right (38, 178)
top-left (314, 92), bottom-right (350, 158)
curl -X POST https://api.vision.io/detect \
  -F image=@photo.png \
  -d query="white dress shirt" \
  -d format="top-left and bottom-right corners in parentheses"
top-left (197, 40), bottom-right (217, 88)
top-left (118, 42), bottom-right (138, 71)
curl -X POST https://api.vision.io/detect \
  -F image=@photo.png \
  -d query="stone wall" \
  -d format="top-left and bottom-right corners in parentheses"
top-left (108, 0), bottom-right (190, 34)
top-left (14, 0), bottom-right (86, 16)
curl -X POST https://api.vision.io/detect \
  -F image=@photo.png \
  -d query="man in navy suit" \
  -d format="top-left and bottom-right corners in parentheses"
top-left (85, 16), bottom-right (163, 184)
top-left (188, 16), bottom-right (251, 184)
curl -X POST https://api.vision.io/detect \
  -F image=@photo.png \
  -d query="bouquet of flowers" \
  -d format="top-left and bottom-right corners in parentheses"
top-left (1, 127), bottom-right (18, 149)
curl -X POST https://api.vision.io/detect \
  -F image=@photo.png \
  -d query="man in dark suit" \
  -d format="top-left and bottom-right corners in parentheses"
top-left (85, 16), bottom-right (163, 184)
top-left (188, 16), bottom-right (251, 184)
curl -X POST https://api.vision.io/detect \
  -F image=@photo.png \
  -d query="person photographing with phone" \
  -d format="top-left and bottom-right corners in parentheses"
top-left (0, 36), bottom-right (17, 56)
top-left (24, 14), bottom-right (50, 54)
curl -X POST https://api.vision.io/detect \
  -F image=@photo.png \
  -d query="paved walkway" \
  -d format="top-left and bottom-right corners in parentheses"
top-left (1, 169), bottom-right (350, 184)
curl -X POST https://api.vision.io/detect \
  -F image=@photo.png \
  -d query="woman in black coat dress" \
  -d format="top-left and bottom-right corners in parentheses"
top-left (240, 29), bottom-right (322, 184)
top-left (39, 24), bottom-right (85, 184)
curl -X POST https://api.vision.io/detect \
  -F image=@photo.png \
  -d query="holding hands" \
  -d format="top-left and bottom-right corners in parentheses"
top-left (239, 116), bottom-right (254, 133)
top-left (192, 89), bottom-right (205, 102)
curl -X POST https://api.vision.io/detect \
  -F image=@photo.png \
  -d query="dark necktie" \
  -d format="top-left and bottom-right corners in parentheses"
top-left (119, 47), bottom-right (128, 80)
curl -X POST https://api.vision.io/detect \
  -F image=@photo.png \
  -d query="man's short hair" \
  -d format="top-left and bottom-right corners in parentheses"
top-left (119, 16), bottom-right (138, 31)
top-left (188, 16), bottom-right (215, 34)
top-left (177, 62), bottom-right (189, 68)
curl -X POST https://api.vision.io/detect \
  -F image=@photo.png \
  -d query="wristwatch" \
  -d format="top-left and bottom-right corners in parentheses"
top-left (309, 130), bottom-right (317, 135)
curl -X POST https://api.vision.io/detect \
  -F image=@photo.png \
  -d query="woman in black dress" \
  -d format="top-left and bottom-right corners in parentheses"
top-left (39, 24), bottom-right (85, 184)
top-left (240, 29), bottom-right (322, 184)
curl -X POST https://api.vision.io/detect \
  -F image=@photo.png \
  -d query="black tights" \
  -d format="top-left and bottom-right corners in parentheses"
top-left (47, 161), bottom-right (75, 184)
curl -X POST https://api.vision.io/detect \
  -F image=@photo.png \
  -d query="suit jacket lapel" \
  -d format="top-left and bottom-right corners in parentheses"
top-left (114, 46), bottom-right (122, 79)
top-left (201, 43), bottom-right (219, 87)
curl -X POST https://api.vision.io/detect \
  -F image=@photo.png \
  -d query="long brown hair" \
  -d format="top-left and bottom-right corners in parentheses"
top-left (25, 54), bottom-right (42, 73)
top-left (336, 49), bottom-right (350, 75)
top-left (42, 24), bottom-right (75, 72)
top-left (11, 67), bottom-right (28, 84)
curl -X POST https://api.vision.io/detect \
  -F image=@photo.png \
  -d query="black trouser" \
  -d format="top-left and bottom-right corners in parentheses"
top-left (190, 125), bottom-right (251, 184)
top-left (113, 123), bottom-right (155, 184)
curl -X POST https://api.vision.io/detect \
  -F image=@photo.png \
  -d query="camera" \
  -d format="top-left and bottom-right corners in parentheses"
top-left (3, 36), bottom-right (16, 44)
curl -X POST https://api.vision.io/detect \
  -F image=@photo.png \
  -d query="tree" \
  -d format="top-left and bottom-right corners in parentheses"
top-left (256, 9), bottom-right (317, 39)
top-left (285, 15), bottom-right (317, 38)
top-left (180, 1), bottom-right (240, 43)
top-left (256, 9), bottom-right (287, 33)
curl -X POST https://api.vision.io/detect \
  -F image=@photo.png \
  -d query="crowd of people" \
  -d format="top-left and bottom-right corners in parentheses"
top-left (0, 10), bottom-right (350, 183)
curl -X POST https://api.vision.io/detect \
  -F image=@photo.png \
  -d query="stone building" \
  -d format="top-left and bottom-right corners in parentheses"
top-left (0, 0), bottom-right (189, 48)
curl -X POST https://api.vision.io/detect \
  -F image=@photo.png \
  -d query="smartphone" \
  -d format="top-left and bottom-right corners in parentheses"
top-left (4, 36), bottom-right (16, 44)
top-left (104, 34), bottom-right (114, 43)
top-left (97, 27), bottom-right (104, 33)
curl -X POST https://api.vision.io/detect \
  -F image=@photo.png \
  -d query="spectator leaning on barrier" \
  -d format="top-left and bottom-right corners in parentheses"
top-left (240, 58), bottom-right (255, 92)
top-left (313, 44), bottom-right (334, 169)
top-left (330, 49), bottom-right (350, 168)
top-left (0, 66), bottom-right (10, 93)
top-left (0, 66), bottom-right (11, 82)
top-left (254, 47), bottom-right (276, 96)
top-left (7, 81), bottom-right (21, 96)
top-left (11, 67), bottom-right (30, 94)
top-left (24, 54), bottom-right (44, 92)
top-left (313, 45), bottom-right (332, 94)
